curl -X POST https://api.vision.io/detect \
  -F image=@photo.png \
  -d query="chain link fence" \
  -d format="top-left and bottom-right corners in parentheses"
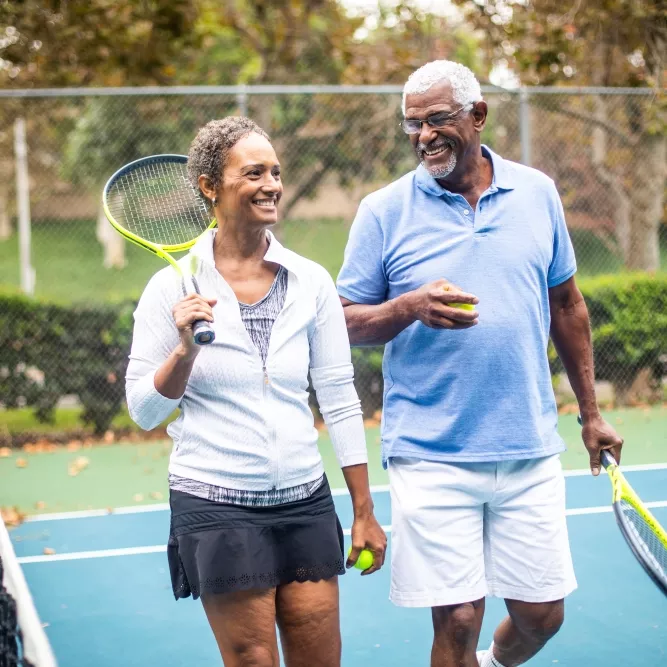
top-left (0, 86), bottom-right (664, 439)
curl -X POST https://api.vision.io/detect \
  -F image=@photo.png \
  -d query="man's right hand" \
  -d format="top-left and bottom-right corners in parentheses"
top-left (409, 279), bottom-right (479, 329)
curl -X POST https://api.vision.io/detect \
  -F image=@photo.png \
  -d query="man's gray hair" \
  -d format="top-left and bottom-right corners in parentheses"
top-left (187, 116), bottom-right (270, 206)
top-left (402, 60), bottom-right (483, 114)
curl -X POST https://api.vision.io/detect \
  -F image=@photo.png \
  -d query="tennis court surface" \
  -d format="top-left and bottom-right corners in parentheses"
top-left (5, 462), bottom-right (667, 666)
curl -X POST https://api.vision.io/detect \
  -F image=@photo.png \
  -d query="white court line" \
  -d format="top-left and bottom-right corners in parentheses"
top-left (27, 504), bottom-right (170, 522)
top-left (561, 462), bottom-right (667, 477)
top-left (25, 463), bottom-right (667, 523)
top-left (18, 545), bottom-right (167, 565)
top-left (17, 501), bottom-right (667, 565)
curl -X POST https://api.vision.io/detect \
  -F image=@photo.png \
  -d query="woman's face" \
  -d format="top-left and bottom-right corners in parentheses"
top-left (216, 133), bottom-right (283, 227)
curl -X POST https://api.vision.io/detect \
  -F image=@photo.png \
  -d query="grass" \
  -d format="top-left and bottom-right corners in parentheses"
top-left (0, 218), bottom-right (351, 303)
top-left (1, 220), bottom-right (665, 304)
top-left (0, 406), bottom-right (139, 435)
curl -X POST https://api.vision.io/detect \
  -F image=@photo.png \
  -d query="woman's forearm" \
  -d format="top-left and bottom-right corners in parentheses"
top-left (341, 463), bottom-right (374, 517)
top-left (154, 344), bottom-right (199, 399)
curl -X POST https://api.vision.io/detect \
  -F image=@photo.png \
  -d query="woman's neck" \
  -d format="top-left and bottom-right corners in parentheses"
top-left (213, 223), bottom-right (270, 263)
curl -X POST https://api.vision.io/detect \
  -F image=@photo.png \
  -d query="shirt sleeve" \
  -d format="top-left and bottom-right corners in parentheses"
top-left (336, 199), bottom-right (388, 305)
top-left (309, 268), bottom-right (368, 469)
top-left (547, 181), bottom-right (577, 288)
top-left (125, 272), bottom-right (183, 430)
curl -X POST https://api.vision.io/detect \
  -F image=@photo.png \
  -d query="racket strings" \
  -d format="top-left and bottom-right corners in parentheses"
top-left (620, 499), bottom-right (667, 585)
top-left (107, 160), bottom-right (211, 247)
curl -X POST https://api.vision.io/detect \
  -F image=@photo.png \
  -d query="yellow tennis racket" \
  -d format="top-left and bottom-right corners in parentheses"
top-left (102, 154), bottom-right (217, 345)
top-left (579, 416), bottom-right (667, 596)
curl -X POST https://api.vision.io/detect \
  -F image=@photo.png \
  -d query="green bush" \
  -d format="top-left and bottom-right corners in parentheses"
top-left (1, 272), bottom-right (664, 436)
top-left (578, 273), bottom-right (667, 399)
top-left (0, 290), bottom-right (135, 434)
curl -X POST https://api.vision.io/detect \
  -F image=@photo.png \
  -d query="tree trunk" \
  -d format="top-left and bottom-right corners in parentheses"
top-left (0, 158), bottom-right (13, 240)
top-left (590, 95), bottom-right (631, 262)
top-left (627, 132), bottom-right (665, 271)
top-left (96, 204), bottom-right (126, 269)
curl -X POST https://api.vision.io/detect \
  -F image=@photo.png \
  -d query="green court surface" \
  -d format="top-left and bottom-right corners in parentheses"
top-left (1, 406), bottom-right (666, 516)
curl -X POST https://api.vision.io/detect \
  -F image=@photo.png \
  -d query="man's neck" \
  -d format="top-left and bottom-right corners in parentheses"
top-left (436, 147), bottom-right (492, 196)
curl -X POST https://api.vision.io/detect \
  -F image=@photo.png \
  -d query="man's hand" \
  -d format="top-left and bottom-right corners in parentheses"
top-left (581, 414), bottom-right (624, 476)
top-left (410, 279), bottom-right (479, 329)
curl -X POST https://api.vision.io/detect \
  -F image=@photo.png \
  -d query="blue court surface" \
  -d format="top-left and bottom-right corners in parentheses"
top-left (12, 465), bottom-right (667, 666)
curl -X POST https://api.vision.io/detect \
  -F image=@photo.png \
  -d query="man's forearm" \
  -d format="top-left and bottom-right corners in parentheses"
top-left (550, 294), bottom-right (600, 421)
top-left (342, 293), bottom-right (417, 346)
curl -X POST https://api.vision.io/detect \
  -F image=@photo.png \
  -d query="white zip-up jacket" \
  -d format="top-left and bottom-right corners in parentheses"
top-left (125, 230), bottom-right (368, 491)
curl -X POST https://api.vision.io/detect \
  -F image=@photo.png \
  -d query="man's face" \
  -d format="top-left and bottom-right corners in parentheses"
top-left (403, 80), bottom-right (485, 180)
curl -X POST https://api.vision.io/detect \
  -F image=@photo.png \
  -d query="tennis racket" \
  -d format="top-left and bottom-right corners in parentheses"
top-left (102, 154), bottom-right (217, 345)
top-left (578, 415), bottom-right (667, 596)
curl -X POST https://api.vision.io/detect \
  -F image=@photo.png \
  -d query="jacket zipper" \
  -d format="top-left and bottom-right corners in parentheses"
top-left (262, 363), bottom-right (278, 491)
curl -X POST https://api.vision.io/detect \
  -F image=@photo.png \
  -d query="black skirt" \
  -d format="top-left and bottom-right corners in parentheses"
top-left (167, 476), bottom-right (345, 600)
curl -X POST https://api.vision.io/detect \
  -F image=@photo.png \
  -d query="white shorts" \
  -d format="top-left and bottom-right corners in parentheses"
top-left (388, 454), bottom-right (577, 608)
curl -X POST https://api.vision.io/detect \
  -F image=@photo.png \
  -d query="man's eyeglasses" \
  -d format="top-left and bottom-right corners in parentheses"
top-left (400, 104), bottom-right (474, 135)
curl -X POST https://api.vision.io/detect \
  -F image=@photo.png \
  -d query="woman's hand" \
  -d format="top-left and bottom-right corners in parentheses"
top-left (347, 511), bottom-right (387, 576)
top-left (172, 294), bottom-right (217, 355)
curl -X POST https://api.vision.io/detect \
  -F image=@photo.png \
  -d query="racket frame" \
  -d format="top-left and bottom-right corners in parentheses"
top-left (102, 154), bottom-right (217, 345)
top-left (601, 450), bottom-right (667, 596)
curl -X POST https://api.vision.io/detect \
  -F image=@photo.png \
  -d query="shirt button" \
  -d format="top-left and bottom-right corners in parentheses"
top-left (463, 209), bottom-right (470, 215)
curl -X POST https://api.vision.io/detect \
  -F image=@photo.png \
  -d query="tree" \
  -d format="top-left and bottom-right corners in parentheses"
top-left (0, 0), bottom-right (206, 262)
top-left (0, 0), bottom-right (202, 87)
top-left (452, 0), bottom-right (666, 271)
top-left (208, 1), bottom-right (484, 216)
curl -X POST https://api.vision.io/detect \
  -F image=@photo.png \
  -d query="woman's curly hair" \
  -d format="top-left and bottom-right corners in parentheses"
top-left (187, 116), bottom-right (270, 207)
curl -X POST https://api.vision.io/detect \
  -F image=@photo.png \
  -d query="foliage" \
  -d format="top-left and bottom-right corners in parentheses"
top-left (578, 273), bottom-right (667, 392)
top-left (451, 0), bottom-right (664, 87)
top-left (0, 289), bottom-right (134, 434)
top-left (0, 0), bottom-right (202, 87)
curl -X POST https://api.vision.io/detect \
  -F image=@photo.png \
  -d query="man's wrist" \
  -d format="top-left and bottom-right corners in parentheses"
top-left (392, 291), bottom-right (419, 325)
top-left (579, 404), bottom-right (601, 423)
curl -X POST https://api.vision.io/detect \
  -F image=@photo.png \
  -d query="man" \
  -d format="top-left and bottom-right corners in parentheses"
top-left (337, 60), bottom-right (624, 667)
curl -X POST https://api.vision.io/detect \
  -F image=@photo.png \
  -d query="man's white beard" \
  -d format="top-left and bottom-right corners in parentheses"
top-left (422, 150), bottom-right (457, 179)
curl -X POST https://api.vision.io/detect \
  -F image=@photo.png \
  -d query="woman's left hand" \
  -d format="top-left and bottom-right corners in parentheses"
top-left (347, 512), bottom-right (387, 576)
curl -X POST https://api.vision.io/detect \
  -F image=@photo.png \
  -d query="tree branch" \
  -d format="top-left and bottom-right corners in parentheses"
top-left (531, 97), bottom-right (636, 147)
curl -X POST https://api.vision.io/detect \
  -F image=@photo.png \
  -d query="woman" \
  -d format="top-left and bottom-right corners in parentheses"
top-left (125, 116), bottom-right (386, 667)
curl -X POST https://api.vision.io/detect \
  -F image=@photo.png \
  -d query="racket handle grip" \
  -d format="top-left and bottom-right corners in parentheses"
top-left (193, 320), bottom-right (215, 345)
top-left (601, 450), bottom-right (617, 469)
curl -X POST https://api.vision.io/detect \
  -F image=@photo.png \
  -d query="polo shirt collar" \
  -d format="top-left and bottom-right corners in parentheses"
top-left (415, 144), bottom-right (515, 197)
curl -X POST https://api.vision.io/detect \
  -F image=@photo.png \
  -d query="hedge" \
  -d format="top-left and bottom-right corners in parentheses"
top-left (0, 289), bottom-right (134, 434)
top-left (1, 272), bottom-right (665, 434)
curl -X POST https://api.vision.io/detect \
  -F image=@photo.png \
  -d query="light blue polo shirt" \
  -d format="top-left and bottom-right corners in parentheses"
top-left (337, 146), bottom-right (577, 465)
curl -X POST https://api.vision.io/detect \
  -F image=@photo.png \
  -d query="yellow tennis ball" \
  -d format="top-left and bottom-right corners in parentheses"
top-left (442, 285), bottom-right (475, 311)
top-left (347, 546), bottom-right (374, 570)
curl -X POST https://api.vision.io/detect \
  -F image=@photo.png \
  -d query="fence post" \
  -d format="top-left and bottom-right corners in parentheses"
top-left (236, 84), bottom-right (248, 117)
top-left (14, 117), bottom-right (35, 296)
top-left (519, 88), bottom-right (532, 167)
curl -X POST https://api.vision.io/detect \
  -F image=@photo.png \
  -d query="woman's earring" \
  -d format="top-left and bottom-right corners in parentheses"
top-left (211, 197), bottom-right (217, 206)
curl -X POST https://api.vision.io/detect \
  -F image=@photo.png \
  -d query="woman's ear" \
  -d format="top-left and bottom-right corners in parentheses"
top-left (198, 174), bottom-right (216, 203)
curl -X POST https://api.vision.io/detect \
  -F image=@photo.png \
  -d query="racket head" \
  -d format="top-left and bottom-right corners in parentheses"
top-left (604, 453), bottom-right (667, 596)
top-left (102, 154), bottom-right (216, 253)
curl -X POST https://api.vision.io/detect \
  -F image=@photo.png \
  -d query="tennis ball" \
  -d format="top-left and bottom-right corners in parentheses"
top-left (347, 546), bottom-right (374, 571)
top-left (442, 285), bottom-right (475, 311)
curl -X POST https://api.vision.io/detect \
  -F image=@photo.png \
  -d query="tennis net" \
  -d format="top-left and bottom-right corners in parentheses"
top-left (0, 516), bottom-right (57, 667)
